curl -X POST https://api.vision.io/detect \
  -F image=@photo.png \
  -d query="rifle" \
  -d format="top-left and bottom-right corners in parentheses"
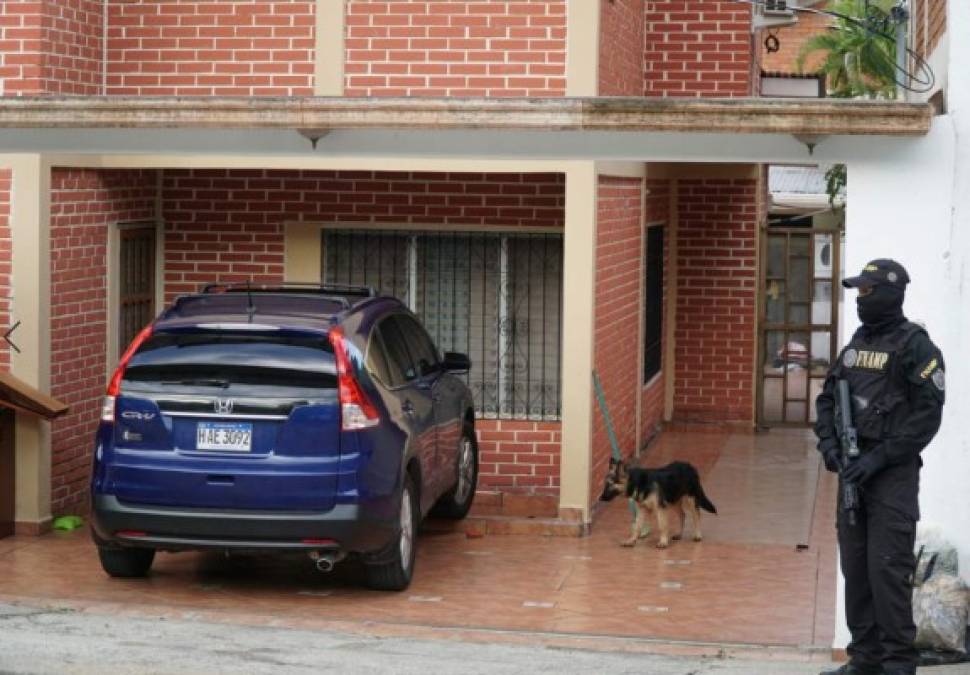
top-left (834, 379), bottom-right (862, 526)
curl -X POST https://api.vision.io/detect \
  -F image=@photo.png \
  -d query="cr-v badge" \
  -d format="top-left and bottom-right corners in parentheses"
top-left (121, 410), bottom-right (156, 421)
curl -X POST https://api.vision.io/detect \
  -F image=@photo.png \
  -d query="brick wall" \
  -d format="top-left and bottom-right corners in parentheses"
top-left (49, 168), bottom-right (156, 515)
top-left (644, 0), bottom-right (754, 97)
top-left (599, 0), bottom-right (645, 96)
top-left (912, 0), bottom-right (945, 62)
top-left (759, 8), bottom-right (832, 75)
top-left (591, 176), bottom-right (643, 503)
top-left (0, 169), bottom-right (10, 369)
top-left (344, 0), bottom-right (567, 97)
top-left (673, 176), bottom-right (757, 424)
top-left (0, 0), bottom-right (103, 96)
top-left (162, 169), bottom-right (565, 301)
top-left (476, 419), bottom-right (560, 493)
top-left (640, 178), bottom-right (670, 444)
top-left (105, 0), bottom-right (315, 96)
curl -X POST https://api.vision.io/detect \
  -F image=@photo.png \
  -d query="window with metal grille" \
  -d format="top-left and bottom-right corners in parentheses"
top-left (119, 225), bottom-right (156, 350)
top-left (644, 225), bottom-right (664, 383)
top-left (322, 229), bottom-right (563, 419)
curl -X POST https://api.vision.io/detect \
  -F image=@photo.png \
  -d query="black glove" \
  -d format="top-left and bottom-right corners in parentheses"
top-left (842, 448), bottom-right (888, 485)
top-left (821, 447), bottom-right (841, 473)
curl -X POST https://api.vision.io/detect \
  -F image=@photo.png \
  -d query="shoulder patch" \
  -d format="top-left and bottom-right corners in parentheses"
top-left (932, 368), bottom-right (945, 391)
top-left (843, 349), bottom-right (858, 368)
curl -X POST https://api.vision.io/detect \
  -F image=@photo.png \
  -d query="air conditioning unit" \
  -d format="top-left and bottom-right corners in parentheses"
top-left (753, 0), bottom-right (798, 31)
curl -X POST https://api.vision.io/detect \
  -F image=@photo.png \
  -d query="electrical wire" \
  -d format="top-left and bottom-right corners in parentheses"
top-left (734, 0), bottom-right (936, 94)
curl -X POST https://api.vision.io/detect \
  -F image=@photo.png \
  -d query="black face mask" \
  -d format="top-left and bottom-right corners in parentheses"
top-left (856, 284), bottom-right (904, 328)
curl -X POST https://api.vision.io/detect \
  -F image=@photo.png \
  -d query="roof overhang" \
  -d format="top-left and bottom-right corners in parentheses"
top-left (0, 96), bottom-right (933, 137)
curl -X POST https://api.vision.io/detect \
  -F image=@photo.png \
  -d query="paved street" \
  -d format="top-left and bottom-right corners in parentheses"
top-left (2, 602), bottom-right (968, 675)
top-left (0, 602), bottom-right (851, 675)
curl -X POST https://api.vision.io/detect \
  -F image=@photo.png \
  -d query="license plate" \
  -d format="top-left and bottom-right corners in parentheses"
top-left (196, 422), bottom-right (252, 452)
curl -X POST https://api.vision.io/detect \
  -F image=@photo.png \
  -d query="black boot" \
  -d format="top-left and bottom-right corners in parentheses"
top-left (819, 663), bottom-right (881, 675)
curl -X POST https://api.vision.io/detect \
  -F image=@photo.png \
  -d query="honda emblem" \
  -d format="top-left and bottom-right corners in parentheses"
top-left (214, 398), bottom-right (234, 415)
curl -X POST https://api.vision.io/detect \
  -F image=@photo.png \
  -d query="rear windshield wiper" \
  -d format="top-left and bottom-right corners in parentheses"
top-left (159, 378), bottom-right (230, 388)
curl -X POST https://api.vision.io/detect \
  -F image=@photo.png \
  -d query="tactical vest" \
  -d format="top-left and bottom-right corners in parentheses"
top-left (832, 321), bottom-right (925, 444)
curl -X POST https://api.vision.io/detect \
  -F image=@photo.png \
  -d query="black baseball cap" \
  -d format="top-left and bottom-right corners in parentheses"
top-left (842, 258), bottom-right (910, 289)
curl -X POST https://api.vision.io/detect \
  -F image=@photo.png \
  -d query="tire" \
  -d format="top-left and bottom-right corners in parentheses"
top-left (98, 546), bottom-right (155, 578)
top-left (432, 426), bottom-right (478, 520)
top-left (364, 474), bottom-right (418, 591)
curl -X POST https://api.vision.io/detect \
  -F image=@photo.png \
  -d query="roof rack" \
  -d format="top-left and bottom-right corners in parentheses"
top-left (200, 282), bottom-right (378, 298)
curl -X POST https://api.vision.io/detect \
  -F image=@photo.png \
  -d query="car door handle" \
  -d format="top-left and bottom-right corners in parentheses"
top-left (402, 400), bottom-right (415, 416)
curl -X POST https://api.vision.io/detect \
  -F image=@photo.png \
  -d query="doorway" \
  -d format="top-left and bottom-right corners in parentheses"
top-left (758, 226), bottom-right (841, 426)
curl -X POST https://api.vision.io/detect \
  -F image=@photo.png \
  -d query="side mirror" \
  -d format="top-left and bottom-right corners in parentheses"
top-left (443, 352), bottom-right (471, 374)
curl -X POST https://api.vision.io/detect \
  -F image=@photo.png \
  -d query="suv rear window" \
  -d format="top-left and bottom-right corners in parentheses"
top-left (122, 332), bottom-right (337, 392)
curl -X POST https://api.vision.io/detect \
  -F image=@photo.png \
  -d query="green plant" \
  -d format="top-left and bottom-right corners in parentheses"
top-left (824, 164), bottom-right (847, 210)
top-left (797, 0), bottom-right (898, 99)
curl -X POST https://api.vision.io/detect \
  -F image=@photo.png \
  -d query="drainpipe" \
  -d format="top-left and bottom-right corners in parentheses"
top-left (892, 1), bottom-right (910, 100)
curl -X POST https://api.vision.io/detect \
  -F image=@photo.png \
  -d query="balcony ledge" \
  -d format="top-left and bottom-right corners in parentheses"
top-left (0, 96), bottom-right (933, 137)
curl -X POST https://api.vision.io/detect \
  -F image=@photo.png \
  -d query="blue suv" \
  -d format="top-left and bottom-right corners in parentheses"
top-left (91, 284), bottom-right (478, 591)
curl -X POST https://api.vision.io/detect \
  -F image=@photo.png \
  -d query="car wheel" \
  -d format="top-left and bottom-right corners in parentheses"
top-left (364, 473), bottom-right (418, 591)
top-left (432, 425), bottom-right (478, 520)
top-left (97, 546), bottom-right (155, 578)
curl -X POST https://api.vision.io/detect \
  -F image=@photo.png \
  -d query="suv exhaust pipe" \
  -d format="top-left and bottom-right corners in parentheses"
top-left (309, 550), bottom-right (345, 573)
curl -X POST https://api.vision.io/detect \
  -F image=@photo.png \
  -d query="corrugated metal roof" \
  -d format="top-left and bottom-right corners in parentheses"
top-left (769, 165), bottom-right (830, 195)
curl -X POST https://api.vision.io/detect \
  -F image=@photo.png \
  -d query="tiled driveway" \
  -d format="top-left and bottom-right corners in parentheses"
top-left (0, 428), bottom-right (837, 663)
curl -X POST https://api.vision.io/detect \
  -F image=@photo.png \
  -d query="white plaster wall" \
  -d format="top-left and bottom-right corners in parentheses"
top-left (834, 3), bottom-right (970, 646)
top-left (932, 0), bottom-right (970, 580)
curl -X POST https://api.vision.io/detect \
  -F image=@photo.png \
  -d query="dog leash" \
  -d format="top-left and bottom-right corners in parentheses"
top-left (592, 371), bottom-right (640, 521)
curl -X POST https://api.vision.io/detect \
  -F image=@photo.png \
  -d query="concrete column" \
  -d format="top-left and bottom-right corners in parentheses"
top-left (559, 162), bottom-right (597, 524)
top-left (566, 0), bottom-right (599, 96)
top-left (284, 222), bottom-right (323, 283)
top-left (6, 154), bottom-right (52, 532)
top-left (663, 180), bottom-right (678, 422)
top-left (314, 0), bottom-right (345, 96)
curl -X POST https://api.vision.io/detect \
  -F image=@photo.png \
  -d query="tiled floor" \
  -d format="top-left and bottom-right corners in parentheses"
top-left (0, 428), bottom-right (838, 661)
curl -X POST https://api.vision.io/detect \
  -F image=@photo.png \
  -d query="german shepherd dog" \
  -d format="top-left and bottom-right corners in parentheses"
top-left (600, 458), bottom-right (716, 549)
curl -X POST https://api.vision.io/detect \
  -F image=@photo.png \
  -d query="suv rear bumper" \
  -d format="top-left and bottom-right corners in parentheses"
top-left (91, 494), bottom-right (398, 555)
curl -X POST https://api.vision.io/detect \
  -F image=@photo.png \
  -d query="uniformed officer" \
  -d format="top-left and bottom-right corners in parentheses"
top-left (815, 259), bottom-right (945, 675)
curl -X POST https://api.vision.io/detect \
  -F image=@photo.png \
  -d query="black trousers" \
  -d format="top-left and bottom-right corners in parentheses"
top-left (838, 486), bottom-right (918, 673)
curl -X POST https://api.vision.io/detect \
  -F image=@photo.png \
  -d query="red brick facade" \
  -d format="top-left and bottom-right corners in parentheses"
top-left (105, 0), bottom-right (315, 96)
top-left (344, 0), bottom-right (567, 97)
top-left (758, 8), bottom-right (832, 76)
top-left (673, 176), bottom-right (757, 424)
top-left (162, 169), bottom-right (565, 301)
top-left (49, 168), bottom-right (156, 515)
top-left (644, 0), bottom-right (754, 97)
top-left (0, 169), bottom-right (10, 369)
top-left (599, 0), bottom-right (646, 96)
top-left (0, 0), bottom-right (104, 96)
top-left (477, 419), bottom-right (561, 492)
top-left (0, 2), bottom-right (778, 521)
top-left (591, 176), bottom-right (644, 502)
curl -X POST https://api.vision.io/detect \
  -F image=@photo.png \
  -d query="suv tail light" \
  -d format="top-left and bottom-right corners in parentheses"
top-left (329, 327), bottom-right (380, 431)
top-left (102, 324), bottom-right (155, 422)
